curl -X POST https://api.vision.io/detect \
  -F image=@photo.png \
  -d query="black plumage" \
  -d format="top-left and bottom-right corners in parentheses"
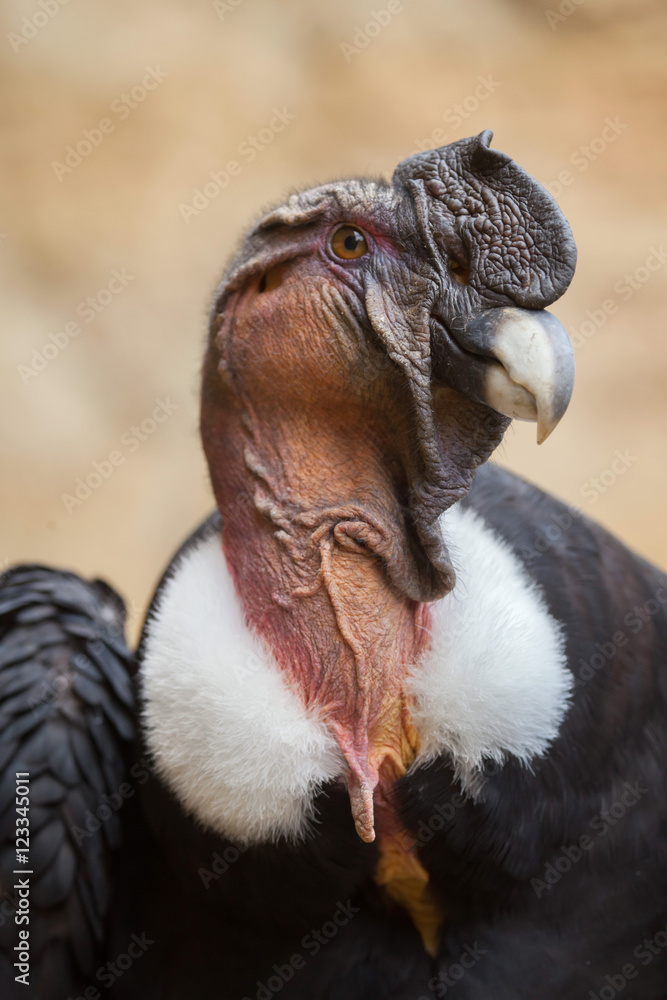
top-left (0, 566), bottom-right (135, 1000)
top-left (2, 496), bottom-right (667, 998)
top-left (94, 467), bottom-right (666, 999)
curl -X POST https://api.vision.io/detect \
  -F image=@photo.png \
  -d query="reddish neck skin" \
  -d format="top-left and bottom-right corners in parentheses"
top-left (202, 271), bottom-right (433, 841)
top-left (212, 403), bottom-right (431, 841)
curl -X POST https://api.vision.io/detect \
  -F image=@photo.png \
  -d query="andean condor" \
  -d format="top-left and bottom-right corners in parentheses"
top-left (1, 131), bottom-right (666, 999)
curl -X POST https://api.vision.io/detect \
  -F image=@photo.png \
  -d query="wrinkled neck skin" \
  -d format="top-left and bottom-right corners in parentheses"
top-left (205, 385), bottom-right (431, 843)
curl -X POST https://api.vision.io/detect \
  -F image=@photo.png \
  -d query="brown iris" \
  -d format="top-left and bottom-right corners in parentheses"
top-left (331, 225), bottom-right (369, 260)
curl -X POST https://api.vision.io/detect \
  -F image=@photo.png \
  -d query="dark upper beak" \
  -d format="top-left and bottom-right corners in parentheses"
top-left (432, 306), bottom-right (575, 443)
top-left (392, 130), bottom-right (577, 442)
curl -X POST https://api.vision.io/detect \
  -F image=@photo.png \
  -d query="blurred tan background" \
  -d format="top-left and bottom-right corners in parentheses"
top-left (1, 0), bottom-right (666, 640)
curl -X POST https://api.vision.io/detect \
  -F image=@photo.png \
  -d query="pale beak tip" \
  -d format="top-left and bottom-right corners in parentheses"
top-left (536, 378), bottom-right (574, 444)
top-left (536, 421), bottom-right (551, 445)
top-left (459, 307), bottom-right (575, 446)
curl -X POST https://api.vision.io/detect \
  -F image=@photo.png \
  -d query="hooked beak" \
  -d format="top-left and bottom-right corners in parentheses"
top-left (437, 307), bottom-right (575, 443)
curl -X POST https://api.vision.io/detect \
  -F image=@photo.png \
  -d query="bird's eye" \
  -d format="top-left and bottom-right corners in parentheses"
top-left (331, 225), bottom-right (369, 260)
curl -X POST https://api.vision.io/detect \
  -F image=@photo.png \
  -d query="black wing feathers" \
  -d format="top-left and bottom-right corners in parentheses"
top-left (0, 566), bottom-right (135, 999)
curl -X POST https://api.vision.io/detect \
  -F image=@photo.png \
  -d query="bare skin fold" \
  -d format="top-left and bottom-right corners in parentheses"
top-left (200, 131), bottom-right (576, 945)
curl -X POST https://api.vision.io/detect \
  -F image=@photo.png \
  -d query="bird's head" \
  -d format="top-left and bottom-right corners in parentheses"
top-left (200, 131), bottom-right (576, 842)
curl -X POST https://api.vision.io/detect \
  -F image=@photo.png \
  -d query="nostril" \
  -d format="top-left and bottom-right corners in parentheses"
top-left (450, 259), bottom-right (470, 285)
top-left (257, 263), bottom-right (285, 294)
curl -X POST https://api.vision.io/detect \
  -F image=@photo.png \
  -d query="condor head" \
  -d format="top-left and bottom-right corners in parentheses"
top-left (200, 130), bottom-right (576, 843)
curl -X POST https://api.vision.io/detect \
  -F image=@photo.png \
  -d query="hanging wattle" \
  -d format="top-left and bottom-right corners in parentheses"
top-left (204, 337), bottom-right (436, 842)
